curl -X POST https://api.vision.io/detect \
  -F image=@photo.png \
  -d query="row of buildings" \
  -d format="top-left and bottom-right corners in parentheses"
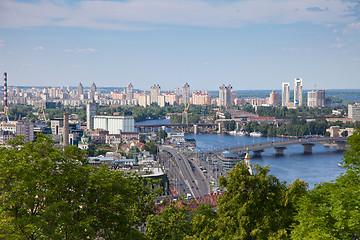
top-left (282, 78), bottom-right (326, 108)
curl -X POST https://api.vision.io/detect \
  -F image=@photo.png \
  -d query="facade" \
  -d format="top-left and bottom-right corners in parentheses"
top-left (307, 90), bottom-right (326, 107)
top-left (219, 84), bottom-right (232, 107)
top-left (294, 78), bottom-right (303, 106)
top-left (150, 84), bottom-right (161, 104)
top-left (137, 92), bottom-right (151, 107)
top-left (77, 83), bottom-right (84, 95)
top-left (163, 92), bottom-right (179, 106)
top-left (0, 121), bottom-right (34, 143)
top-left (281, 82), bottom-right (290, 106)
top-left (86, 102), bottom-right (97, 130)
top-left (192, 91), bottom-right (211, 105)
top-left (348, 103), bottom-right (360, 121)
top-left (126, 83), bottom-right (133, 101)
top-left (269, 90), bottom-right (279, 106)
top-left (93, 115), bottom-right (135, 134)
top-left (182, 83), bottom-right (191, 105)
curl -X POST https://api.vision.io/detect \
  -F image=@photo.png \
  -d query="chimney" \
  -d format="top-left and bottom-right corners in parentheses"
top-left (3, 72), bottom-right (7, 108)
top-left (63, 113), bottom-right (69, 148)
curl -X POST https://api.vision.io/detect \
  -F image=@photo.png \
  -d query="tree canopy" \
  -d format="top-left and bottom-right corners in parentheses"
top-left (0, 135), bottom-right (160, 239)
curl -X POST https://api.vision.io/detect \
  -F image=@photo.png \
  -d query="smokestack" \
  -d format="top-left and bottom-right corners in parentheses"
top-left (3, 72), bottom-right (7, 108)
top-left (63, 113), bottom-right (69, 148)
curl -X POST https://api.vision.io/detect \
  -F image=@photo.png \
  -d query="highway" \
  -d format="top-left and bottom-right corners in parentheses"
top-left (160, 146), bottom-right (210, 199)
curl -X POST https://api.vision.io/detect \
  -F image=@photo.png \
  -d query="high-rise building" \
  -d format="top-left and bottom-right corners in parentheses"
top-left (219, 84), bottom-right (232, 107)
top-left (182, 83), bottom-right (191, 105)
top-left (192, 91), bottom-right (211, 105)
top-left (307, 90), bottom-right (325, 107)
top-left (348, 103), bottom-right (360, 121)
top-left (126, 83), bottom-right (133, 101)
top-left (77, 83), bottom-right (84, 95)
top-left (150, 84), bottom-right (161, 104)
top-left (294, 78), bottom-right (303, 106)
top-left (90, 83), bottom-right (96, 92)
top-left (269, 90), bottom-right (279, 106)
top-left (282, 83), bottom-right (290, 106)
top-left (86, 102), bottom-right (97, 130)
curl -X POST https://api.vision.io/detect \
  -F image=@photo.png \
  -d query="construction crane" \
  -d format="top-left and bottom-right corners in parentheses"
top-left (42, 108), bottom-right (49, 124)
top-left (182, 99), bottom-right (191, 125)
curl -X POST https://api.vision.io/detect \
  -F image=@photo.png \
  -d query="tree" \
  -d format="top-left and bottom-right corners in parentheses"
top-left (156, 129), bottom-right (168, 142)
top-left (146, 201), bottom-right (192, 240)
top-left (223, 120), bottom-right (236, 131)
top-left (0, 135), bottom-right (159, 239)
top-left (292, 128), bottom-right (360, 239)
top-left (214, 162), bottom-right (307, 239)
top-left (143, 142), bottom-right (158, 155)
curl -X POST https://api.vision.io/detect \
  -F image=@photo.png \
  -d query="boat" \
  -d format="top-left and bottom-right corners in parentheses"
top-left (337, 161), bottom-right (344, 167)
top-left (250, 132), bottom-right (262, 137)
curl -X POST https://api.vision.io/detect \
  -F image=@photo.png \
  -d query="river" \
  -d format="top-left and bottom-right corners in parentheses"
top-left (136, 119), bottom-right (346, 189)
top-left (186, 133), bottom-right (345, 189)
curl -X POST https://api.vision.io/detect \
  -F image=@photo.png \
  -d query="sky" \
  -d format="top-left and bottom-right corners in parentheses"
top-left (0, 0), bottom-right (359, 91)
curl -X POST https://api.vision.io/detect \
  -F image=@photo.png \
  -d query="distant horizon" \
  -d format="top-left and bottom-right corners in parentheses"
top-left (0, 0), bottom-right (359, 90)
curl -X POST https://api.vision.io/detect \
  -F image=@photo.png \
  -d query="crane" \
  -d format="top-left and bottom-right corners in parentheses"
top-left (182, 99), bottom-right (191, 125)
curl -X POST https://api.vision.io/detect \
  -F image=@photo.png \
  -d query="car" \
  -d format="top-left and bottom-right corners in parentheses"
top-left (191, 186), bottom-right (194, 188)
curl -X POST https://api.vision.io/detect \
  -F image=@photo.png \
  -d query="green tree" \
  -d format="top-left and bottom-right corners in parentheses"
top-left (0, 135), bottom-right (159, 239)
top-left (215, 162), bottom-right (307, 240)
top-left (156, 130), bottom-right (168, 142)
top-left (143, 142), bottom-right (158, 155)
top-left (292, 128), bottom-right (360, 239)
top-left (223, 120), bottom-right (236, 131)
top-left (146, 202), bottom-right (191, 240)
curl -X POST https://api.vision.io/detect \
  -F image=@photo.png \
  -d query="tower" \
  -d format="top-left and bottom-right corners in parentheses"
top-left (63, 113), bottom-right (69, 148)
top-left (219, 84), bottom-right (232, 107)
top-left (294, 78), bottom-right (303, 106)
top-left (150, 84), bottom-right (161, 104)
top-left (126, 83), bottom-right (133, 101)
top-left (3, 72), bottom-right (7, 109)
top-left (182, 83), bottom-right (191, 105)
top-left (86, 102), bottom-right (97, 130)
top-left (244, 148), bottom-right (253, 175)
top-left (77, 83), bottom-right (84, 95)
top-left (281, 82), bottom-right (290, 107)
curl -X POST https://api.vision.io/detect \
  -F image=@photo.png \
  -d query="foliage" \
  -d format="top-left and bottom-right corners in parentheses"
top-left (223, 120), bottom-right (236, 131)
top-left (0, 135), bottom-right (159, 239)
top-left (146, 201), bottom-right (192, 240)
top-left (143, 142), bottom-right (158, 155)
top-left (156, 130), bottom-right (168, 142)
top-left (291, 128), bottom-right (360, 239)
top-left (215, 162), bottom-right (308, 240)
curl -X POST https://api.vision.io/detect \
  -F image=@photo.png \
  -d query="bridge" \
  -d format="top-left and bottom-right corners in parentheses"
top-left (135, 122), bottom-right (216, 133)
top-left (204, 137), bottom-right (348, 157)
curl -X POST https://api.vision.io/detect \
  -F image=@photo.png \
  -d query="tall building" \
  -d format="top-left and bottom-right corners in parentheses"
top-left (86, 102), bottom-right (97, 130)
top-left (282, 83), bottom-right (290, 106)
top-left (307, 90), bottom-right (325, 107)
top-left (90, 83), bottom-right (96, 92)
top-left (150, 84), bottom-right (161, 104)
top-left (126, 83), bottom-right (133, 101)
top-left (269, 90), bottom-right (279, 106)
top-left (348, 103), bottom-right (360, 121)
top-left (294, 78), bottom-right (303, 106)
top-left (192, 91), bottom-right (211, 105)
top-left (182, 83), bottom-right (191, 105)
top-left (219, 84), bottom-right (232, 107)
top-left (77, 83), bottom-right (84, 95)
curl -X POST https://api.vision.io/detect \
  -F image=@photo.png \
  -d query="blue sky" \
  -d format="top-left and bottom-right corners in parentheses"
top-left (0, 0), bottom-right (359, 91)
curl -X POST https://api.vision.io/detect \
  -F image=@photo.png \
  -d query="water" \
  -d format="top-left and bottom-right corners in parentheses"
top-left (186, 133), bottom-right (345, 189)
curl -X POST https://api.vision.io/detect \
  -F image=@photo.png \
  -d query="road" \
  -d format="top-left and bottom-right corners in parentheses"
top-left (160, 145), bottom-right (210, 199)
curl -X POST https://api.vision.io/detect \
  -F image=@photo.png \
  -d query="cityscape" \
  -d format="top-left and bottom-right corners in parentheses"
top-left (1, 0), bottom-right (360, 239)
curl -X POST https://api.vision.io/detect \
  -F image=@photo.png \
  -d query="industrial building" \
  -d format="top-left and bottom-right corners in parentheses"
top-left (93, 115), bottom-right (135, 134)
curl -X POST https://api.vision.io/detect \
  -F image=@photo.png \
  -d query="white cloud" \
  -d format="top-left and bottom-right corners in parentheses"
top-left (64, 48), bottom-right (98, 54)
top-left (0, 40), bottom-right (4, 47)
top-left (33, 46), bottom-right (44, 51)
top-left (343, 22), bottom-right (360, 34)
top-left (0, 0), bottom-right (358, 30)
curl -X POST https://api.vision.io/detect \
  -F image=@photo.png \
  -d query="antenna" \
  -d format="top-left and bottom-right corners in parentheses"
top-left (314, 84), bottom-right (317, 90)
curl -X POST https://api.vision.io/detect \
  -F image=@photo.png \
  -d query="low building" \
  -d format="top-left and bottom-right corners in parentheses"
top-left (218, 150), bottom-right (243, 170)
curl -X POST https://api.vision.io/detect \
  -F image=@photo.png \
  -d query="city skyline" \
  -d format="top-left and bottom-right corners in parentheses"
top-left (0, 0), bottom-right (359, 90)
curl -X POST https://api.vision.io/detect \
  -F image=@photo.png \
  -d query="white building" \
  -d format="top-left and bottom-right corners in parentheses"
top-left (294, 78), bottom-right (303, 106)
top-left (307, 90), bottom-right (326, 107)
top-left (281, 82), bottom-right (290, 107)
top-left (219, 84), bottom-right (232, 107)
top-left (93, 115), bottom-right (135, 134)
top-left (348, 103), bottom-right (360, 121)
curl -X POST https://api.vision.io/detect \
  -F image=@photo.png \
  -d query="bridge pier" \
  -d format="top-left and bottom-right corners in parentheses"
top-left (335, 140), bottom-right (347, 151)
top-left (274, 146), bottom-right (287, 156)
top-left (217, 123), bottom-right (222, 134)
top-left (252, 149), bottom-right (264, 158)
top-left (302, 143), bottom-right (315, 154)
top-left (194, 125), bottom-right (198, 134)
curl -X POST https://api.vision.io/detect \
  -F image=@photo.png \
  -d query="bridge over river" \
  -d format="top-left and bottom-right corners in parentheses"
top-left (203, 137), bottom-right (348, 157)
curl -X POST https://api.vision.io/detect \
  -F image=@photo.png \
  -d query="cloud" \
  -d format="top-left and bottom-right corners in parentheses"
top-left (0, 40), bottom-right (4, 47)
top-left (306, 7), bottom-right (328, 12)
top-left (64, 48), bottom-right (98, 54)
top-left (343, 22), bottom-right (360, 34)
top-left (0, 0), bottom-right (358, 30)
top-left (33, 46), bottom-right (44, 51)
